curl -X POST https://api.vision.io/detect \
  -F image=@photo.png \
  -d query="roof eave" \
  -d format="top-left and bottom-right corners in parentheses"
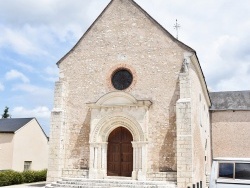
top-left (0, 131), bottom-right (14, 134)
top-left (190, 53), bottom-right (212, 106)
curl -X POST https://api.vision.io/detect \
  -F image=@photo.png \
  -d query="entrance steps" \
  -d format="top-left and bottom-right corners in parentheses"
top-left (46, 177), bottom-right (177, 188)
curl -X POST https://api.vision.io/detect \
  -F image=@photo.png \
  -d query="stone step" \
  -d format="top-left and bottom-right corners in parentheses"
top-left (47, 177), bottom-right (177, 188)
top-left (53, 182), bottom-right (158, 188)
top-left (52, 184), bottom-right (157, 188)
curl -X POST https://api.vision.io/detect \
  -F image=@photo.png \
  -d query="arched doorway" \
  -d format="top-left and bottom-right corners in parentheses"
top-left (107, 127), bottom-right (133, 177)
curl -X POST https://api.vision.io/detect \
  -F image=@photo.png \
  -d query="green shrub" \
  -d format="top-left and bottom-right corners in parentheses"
top-left (0, 170), bottom-right (23, 186)
top-left (33, 169), bottom-right (47, 182)
top-left (10, 171), bottom-right (23, 184)
top-left (0, 169), bottom-right (47, 186)
top-left (0, 170), bottom-right (11, 186)
top-left (22, 170), bottom-right (36, 183)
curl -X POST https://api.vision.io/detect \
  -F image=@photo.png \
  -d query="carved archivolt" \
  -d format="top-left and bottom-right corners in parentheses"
top-left (91, 113), bottom-right (145, 143)
top-left (89, 92), bottom-right (150, 143)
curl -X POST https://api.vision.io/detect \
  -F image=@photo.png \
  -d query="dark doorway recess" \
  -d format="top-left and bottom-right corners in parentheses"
top-left (107, 127), bottom-right (133, 177)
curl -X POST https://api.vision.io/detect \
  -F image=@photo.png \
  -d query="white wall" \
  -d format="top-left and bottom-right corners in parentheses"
top-left (12, 119), bottom-right (48, 171)
top-left (0, 133), bottom-right (14, 170)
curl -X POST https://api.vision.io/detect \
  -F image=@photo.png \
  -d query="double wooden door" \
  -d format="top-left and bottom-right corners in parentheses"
top-left (107, 127), bottom-right (133, 177)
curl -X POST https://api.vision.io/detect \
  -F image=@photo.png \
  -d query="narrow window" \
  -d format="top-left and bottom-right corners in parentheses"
top-left (199, 94), bottom-right (202, 127)
top-left (197, 182), bottom-right (199, 188)
top-left (24, 161), bottom-right (32, 171)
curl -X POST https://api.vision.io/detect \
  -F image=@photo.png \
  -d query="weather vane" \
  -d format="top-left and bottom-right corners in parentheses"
top-left (174, 19), bottom-right (180, 39)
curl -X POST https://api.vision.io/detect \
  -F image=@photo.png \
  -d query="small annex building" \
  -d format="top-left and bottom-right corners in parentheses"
top-left (210, 91), bottom-right (250, 158)
top-left (0, 118), bottom-right (49, 171)
top-left (47, 0), bottom-right (212, 188)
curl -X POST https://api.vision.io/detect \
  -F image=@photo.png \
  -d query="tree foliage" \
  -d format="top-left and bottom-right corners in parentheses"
top-left (2, 106), bottom-right (11, 118)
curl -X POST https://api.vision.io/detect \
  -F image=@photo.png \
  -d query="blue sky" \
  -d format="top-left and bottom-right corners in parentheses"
top-left (1, 0), bottom-right (250, 135)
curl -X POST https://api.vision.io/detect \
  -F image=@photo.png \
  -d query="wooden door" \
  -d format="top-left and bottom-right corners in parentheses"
top-left (107, 127), bottom-right (133, 177)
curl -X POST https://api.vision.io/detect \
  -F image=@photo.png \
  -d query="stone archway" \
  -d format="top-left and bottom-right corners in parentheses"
top-left (107, 127), bottom-right (133, 177)
top-left (87, 92), bottom-right (151, 180)
top-left (88, 114), bottom-right (148, 180)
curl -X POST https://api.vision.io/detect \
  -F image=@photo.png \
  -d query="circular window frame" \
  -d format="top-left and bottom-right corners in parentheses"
top-left (107, 64), bottom-right (137, 91)
top-left (111, 68), bottom-right (133, 90)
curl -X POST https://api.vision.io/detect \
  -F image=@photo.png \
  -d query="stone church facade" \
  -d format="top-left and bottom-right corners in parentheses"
top-left (46, 0), bottom-right (250, 188)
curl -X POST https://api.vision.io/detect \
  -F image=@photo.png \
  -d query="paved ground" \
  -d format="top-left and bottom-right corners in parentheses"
top-left (3, 182), bottom-right (46, 188)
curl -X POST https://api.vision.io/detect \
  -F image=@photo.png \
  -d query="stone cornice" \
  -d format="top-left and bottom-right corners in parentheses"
top-left (87, 100), bottom-right (152, 109)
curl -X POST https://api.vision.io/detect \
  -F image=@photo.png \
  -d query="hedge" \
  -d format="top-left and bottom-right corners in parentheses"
top-left (0, 169), bottom-right (47, 186)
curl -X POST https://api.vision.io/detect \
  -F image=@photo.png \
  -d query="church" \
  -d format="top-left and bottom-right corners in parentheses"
top-left (46, 0), bottom-right (250, 188)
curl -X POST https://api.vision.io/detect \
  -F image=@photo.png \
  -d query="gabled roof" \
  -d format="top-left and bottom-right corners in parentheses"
top-left (55, 0), bottom-right (211, 104)
top-left (56, 0), bottom-right (195, 66)
top-left (0, 118), bottom-right (33, 133)
top-left (210, 90), bottom-right (250, 111)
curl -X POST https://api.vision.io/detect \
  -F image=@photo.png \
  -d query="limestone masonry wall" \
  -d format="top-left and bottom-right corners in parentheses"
top-left (189, 62), bottom-right (211, 187)
top-left (47, 0), bottom-right (212, 186)
top-left (58, 0), bottom-right (186, 174)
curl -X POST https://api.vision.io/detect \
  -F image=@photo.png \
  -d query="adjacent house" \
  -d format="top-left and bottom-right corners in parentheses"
top-left (210, 91), bottom-right (250, 158)
top-left (0, 118), bottom-right (49, 171)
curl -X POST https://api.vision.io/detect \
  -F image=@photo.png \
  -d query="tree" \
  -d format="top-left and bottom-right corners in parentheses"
top-left (2, 106), bottom-right (11, 119)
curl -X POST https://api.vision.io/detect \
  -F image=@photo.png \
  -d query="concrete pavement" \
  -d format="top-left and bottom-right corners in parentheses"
top-left (3, 182), bottom-right (46, 188)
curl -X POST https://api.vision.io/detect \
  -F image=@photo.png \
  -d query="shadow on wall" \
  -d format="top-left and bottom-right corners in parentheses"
top-left (159, 82), bottom-right (179, 172)
top-left (70, 109), bottom-right (91, 169)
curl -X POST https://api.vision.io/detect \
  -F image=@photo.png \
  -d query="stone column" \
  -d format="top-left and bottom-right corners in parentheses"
top-left (89, 142), bottom-right (107, 179)
top-left (176, 71), bottom-right (193, 188)
top-left (137, 142), bottom-right (147, 181)
top-left (100, 142), bottom-right (108, 178)
top-left (132, 142), bottom-right (148, 180)
top-left (47, 81), bottom-right (66, 183)
top-left (132, 143), bottom-right (138, 180)
top-left (89, 143), bottom-right (98, 179)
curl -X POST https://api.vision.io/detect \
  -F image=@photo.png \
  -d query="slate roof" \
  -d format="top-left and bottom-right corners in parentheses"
top-left (210, 91), bottom-right (250, 111)
top-left (0, 118), bottom-right (33, 133)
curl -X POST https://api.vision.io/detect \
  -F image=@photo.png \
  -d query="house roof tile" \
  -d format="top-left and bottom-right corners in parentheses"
top-left (0, 118), bottom-right (33, 133)
top-left (210, 91), bottom-right (250, 111)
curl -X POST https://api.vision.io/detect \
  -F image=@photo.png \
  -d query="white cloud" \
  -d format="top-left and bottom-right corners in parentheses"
top-left (0, 0), bottom-right (249, 94)
top-left (0, 1), bottom-right (109, 47)
top-left (5, 69), bottom-right (30, 83)
top-left (201, 32), bottom-right (250, 91)
top-left (12, 106), bottom-right (50, 119)
top-left (12, 83), bottom-right (52, 97)
top-left (0, 83), bottom-right (4, 91)
top-left (0, 27), bottom-right (39, 56)
top-left (44, 66), bottom-right (58, 76)
top-left (42, 66), bottom-right (59, 82)
top-left (42, 76), bottom-right (58, 82)
top-left (216, 74), bottom-right (250, 91)
top-left (17, 62), bottom-right (34, 72)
